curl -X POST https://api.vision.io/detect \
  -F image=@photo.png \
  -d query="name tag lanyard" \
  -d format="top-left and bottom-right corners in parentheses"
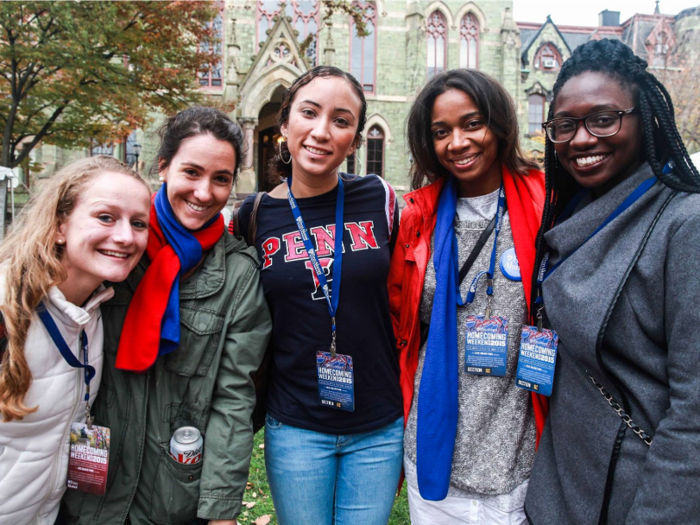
top-left (37, 305), bottom-right (95, 428)
top-left (287, 174), bottom-right (345, 357)
top-left (463, 184), bottom-right (506, 317)
top-left (534, 175), bottom-right (659, 329)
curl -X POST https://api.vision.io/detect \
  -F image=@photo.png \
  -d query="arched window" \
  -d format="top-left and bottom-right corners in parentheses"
top-left (257, 1), bottom-right (319, 64)
top-left (350, 2), bottom-right (377, 93)
top-left (366, 126), bottom-right (385, 177)
top-left (460, 13), bottom-right (479, 69)
top-left (528, 94), bottom-right (545, 133)
top-left (427, 10), bottom-right (447, 78)
top-left (199, 2), bottom-right (224, 88)
top-left (534, 43), bottom-right (562, 71)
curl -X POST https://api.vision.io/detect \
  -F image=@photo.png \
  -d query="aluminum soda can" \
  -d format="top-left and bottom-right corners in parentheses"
top-left (169, 426), bottom-right (203, 465)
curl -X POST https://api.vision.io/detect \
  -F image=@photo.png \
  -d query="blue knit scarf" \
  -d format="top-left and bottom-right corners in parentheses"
top-left (416, 175), bottom-right (465, 500)
top-left (153, 184), bottom-right (214, 356)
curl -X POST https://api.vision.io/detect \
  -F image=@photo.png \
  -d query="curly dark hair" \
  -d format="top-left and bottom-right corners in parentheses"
top-left (406, 69), bottom-right (538, 190)
top-left (155, 106), bottom-right (245, 181)
top-left (268, 66), bottom-right (367, 185)
top-left (530, 38), bottom-right (700, 319)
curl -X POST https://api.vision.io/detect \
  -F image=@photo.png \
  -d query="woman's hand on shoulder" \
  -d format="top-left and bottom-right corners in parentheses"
top-left (208, 520), bottom-right (237, 525)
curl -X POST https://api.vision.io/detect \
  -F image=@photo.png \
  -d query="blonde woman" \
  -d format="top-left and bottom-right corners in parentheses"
top-left (0, 156), bottom-right (151, 525)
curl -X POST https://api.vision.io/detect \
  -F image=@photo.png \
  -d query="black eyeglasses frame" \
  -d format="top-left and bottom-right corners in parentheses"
top-left (542, 107), bottom-right (636, 144)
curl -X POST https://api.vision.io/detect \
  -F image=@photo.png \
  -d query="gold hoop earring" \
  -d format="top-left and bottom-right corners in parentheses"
top-left (278, 140), bottom-right (292, 165)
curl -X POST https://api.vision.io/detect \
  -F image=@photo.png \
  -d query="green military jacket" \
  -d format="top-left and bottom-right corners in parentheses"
top-left (62, 234), bottom-right (271, 524)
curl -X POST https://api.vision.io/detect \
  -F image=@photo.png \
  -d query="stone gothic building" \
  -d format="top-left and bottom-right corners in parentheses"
top-left (34, 1), bottom-right (700, 198)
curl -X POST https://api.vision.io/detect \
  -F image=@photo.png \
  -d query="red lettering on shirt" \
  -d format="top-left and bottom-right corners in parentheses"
top-left (260, 237), bottom-right (281, 269)
top-left (283, 231), bottom-right (308, 262)
top-left (310, 225), bottom-right (338, 257)
top-left (344, 221), bottom-right (378, 251)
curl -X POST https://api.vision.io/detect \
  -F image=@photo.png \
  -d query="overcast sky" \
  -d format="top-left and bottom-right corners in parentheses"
top-left (512, 0), bottom-right (699, 26)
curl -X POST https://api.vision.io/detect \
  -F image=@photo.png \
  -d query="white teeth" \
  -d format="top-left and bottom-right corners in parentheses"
top-left (575, 155), bottom-right (607, 167)
top-left (305, 146), bottom-right (330, 155)
top-left (101, 250), bottom-right (128, 258)
top-left (187, 201), bottom-right (208, 212)
top-left (454, 155), bottom-right (478, 166)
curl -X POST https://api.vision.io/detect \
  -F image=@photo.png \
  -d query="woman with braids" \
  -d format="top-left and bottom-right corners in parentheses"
top-left (236, 66), bottom-right (402, 525)
top-left (0, 156), bottom-right (151, 525)
top-left (388, 69), bottom-right (548, 524)
top-left (63, 107), bottom-right (271, 525)
top-left (524, 39), bottom-right (700, 524)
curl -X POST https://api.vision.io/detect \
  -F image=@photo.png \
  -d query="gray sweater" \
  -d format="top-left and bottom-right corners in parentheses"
top-left (525, 163), bottom-right (700, 524)
top-left (404, 191), bottom-right (536, 498)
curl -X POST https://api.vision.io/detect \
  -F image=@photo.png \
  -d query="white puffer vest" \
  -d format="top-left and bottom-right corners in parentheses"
top-left (0, 284), bottom-right (114, 525)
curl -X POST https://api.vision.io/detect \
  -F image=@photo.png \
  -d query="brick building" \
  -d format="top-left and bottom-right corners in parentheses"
top-left (33, 1), bottom-right (700, 198)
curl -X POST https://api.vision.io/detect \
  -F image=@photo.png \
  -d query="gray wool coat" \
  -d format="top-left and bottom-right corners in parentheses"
top-left (525, 163), bottom-right (700, 525)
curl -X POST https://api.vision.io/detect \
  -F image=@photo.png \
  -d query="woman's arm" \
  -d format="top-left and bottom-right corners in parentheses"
top-left (625, 210), bottom-right (700, 523)
top-left (198, 253), bottom-right (272, 522)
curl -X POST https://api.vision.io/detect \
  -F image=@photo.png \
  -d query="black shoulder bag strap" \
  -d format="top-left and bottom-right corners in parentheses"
top-left (419, 201), bottom-right (507, 348)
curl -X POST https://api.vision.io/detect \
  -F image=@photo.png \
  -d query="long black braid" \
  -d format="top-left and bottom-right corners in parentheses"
top-left (530, 38), bottom-right (700, 320)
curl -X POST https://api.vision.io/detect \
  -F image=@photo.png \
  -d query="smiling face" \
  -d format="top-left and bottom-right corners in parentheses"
top-left (553, 71), bottom-right (644, 192)
top-left (281, 76), bottom-right (361, 182)
top-left (160, 133), bottom-right (235, 230)
top-left (431, 88), bottom-right (501, 197)
top-left (57, 171), bottom-right (150, 303)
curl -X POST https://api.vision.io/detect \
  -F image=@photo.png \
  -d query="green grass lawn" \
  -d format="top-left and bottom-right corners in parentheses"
top-left (239, 431), bottom-right (410, 525)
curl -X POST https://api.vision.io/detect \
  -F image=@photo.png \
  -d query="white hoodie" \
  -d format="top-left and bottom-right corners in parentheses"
top-left (0, 283), bottom-right (114, 525)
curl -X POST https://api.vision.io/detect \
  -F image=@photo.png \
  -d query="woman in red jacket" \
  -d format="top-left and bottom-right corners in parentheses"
top-left (388, 69), bottom-right (548, 524)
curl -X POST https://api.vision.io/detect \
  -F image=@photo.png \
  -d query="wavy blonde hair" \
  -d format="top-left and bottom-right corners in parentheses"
top-left (0, 156), bottom-right (148, 422)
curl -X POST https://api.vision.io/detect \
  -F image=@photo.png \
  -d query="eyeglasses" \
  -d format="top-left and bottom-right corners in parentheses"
top-left (542, 108), bottom-right (636, 144)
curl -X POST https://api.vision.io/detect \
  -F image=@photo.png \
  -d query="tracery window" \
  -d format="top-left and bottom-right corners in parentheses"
top-left (366, 126), bottom-right (385, 177)
top-left (199, 2), bottom-right (224, 88)
top-left (534, 43), bottom-right (562, 71)
top-left (427, 10), bottom-right (447, 78)
top-left (528, 94), bottom-right (545, 134)
top-left (350, 2), bottom-right (377, 93)
top-left (257, 1), bottom-right (320, 65)
top-left (460, 14), bottom-right (479, 69)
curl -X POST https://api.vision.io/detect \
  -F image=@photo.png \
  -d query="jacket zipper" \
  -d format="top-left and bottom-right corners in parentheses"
top-left (38, 329), bottom-right (85, 512)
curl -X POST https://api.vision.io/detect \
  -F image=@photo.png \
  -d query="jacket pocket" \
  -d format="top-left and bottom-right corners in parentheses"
top-left (148, 445), bottom-right (203, 525)
top-left (165, 302), bottom-right (225, 377)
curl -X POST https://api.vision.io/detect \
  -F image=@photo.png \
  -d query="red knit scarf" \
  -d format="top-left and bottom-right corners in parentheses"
top-left (115, 200), bottom-right (224, 372)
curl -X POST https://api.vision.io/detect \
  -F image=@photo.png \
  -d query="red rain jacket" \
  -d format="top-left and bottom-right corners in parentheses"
top-left (388, 166), bottom-right (549, 446)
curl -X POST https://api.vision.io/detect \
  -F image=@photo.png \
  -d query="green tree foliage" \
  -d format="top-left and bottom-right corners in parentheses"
top-left (0, 1), bottom-right (220, 168)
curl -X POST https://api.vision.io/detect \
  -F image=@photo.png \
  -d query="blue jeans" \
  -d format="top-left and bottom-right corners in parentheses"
top-left (264, 415), bottom-right (404, 525)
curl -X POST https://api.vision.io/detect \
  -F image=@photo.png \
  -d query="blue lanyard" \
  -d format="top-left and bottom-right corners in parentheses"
top-left (286, 175), bottom-right (345, 357)
top-left (465, 185), bottom-right (506, 316)
top-left (538, 175), bottom-right (658, 286)
top-left (37, 305), bottom-right (95, 424)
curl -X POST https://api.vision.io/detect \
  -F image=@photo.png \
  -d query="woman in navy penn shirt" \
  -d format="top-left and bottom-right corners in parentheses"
top-left (238, 66), bottom-right (402, 525)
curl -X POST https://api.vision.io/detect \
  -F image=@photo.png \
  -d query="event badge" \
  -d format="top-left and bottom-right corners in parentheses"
top-left (464, 315), bottom-right (509, 376)
top-left (515, 325), bottom-right (559, 396)
top-left (316, 351), bottom-right (355, 412)
top-left (499, 247), bottom-right (521, 281)
top-left (67, 422), bottom-right (110, 495)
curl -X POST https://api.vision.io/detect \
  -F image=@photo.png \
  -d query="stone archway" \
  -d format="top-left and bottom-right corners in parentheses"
top-left (256, 85), bottom-right (286, 192)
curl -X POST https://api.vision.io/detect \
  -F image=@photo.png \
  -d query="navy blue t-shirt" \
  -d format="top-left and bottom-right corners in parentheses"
top-left (238, 174), bottom-right (402, 434)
